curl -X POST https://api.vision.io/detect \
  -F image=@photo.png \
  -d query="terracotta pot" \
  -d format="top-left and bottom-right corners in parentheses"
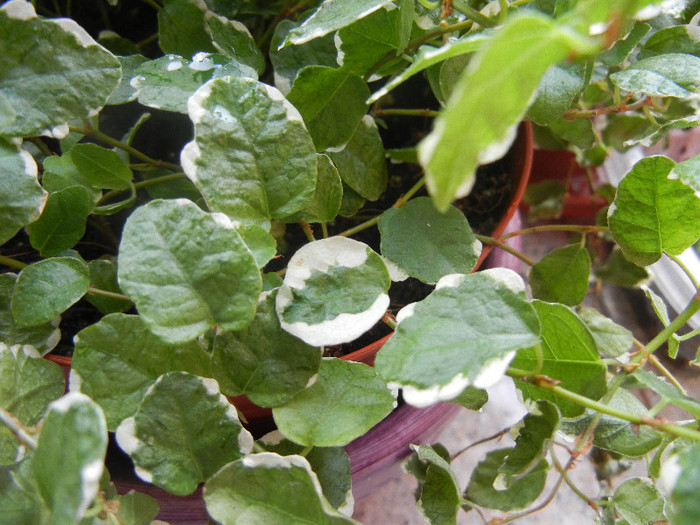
top-left (44, 122), bottom-right (533, 523)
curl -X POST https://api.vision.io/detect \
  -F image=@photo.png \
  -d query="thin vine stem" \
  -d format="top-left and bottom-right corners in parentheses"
top-left (648, 354), bottom-right (687, 394)
top-left (0, 254), bottom-right (28, 270)
top-left (375, 108), bottom-right (441, 118)
top-left (563, 97), bottom-right (650, 119)
top-left (550, 451), bottom-right (598, 511)
top-left (0, 407), bottom-right (37, 450)
top-left (99, 172), bottom-right (188, 204)
top-left (86, 287), bottom-right (131, 302)
top-left (451, 427), bottom-right (510, 461)
top-left (68, 125), bottom-right (181, 172)
top-left (642, 292), bottom-right (700, 356)
top-left (474, 234), bottom-right (535, 266)
top-left (498, 224), bottom-right (608, 241)
top-left (451, 0), bottom-right (497, 27)
top-left (667, 253), bottom-right (700, 290)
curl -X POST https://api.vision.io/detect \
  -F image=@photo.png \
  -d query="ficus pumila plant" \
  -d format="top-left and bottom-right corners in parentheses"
top-left (1, 0), bottom-right (699, 523)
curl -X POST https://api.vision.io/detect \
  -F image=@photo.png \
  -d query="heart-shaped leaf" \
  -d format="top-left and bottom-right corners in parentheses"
top-left (529, 243), bottom-right (591, 305)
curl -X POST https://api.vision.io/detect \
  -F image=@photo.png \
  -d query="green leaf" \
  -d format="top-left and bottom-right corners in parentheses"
top-left (11, 257), bottom-right (89, 327)
top-left (235, 223), bottom-right (277, 268)
top-left (613, 478), bottom-right (667, 525)
top-left (642, 25), bottom-right (700, 59)
top-left (272, 358), bottom-right (395, 446)
top-left (595, 247), bottom-right (651, 287)
top-left (642, 286), bottom-right (682, 360)
top-left (600, 22), bottom-right (651, 66)
top-left (495, 400), bottom-right (560, 489)
top-left (0, 274), bottom-right (60, 355)
top-left (181, 76), bottom-right (318, 229)
top-left (608, 155), bottom-right (700, 266)
top-left (375, 269), bottom-right (540, 407)
top-left (85, 259), bottom-right (132, 314)
top-left (283, 0), bottom-right (396, 46)
top-left (27, 185), bottom-right (94, 257)
top-left (33, 393), bottom-right (108, 523)
top-left (106, 54), bottom-right (148, 106)
top-left (378, 197), bottom-right (481, 284)
top-left (212, 291), bottom-right (321, 407)
top-left (327, 115), bottom-right (387, 201)
top-left (419, 15), bottom-right (593, 211)
top-left (464, 449), bottom-right (548, 512)
top-left (577, 307), bottom-right (633, 358)
top-left (673, 154), bottom-right (700, 193)
top-left (529, 244), bottom-right (591, 305)
top-left (287, 154), bottom-right (343, 223)
top-left (41, 154), bottom-right (100, 202)
top-left (336, 0), bottom-right (414, 77)
top-left (269, 20), bottom-right (339, 95)
top-left (449, 387), bottom-right (488, 411)
top-left (276, 237), bottom-right (390, 346)
top-left (68, 144), bottom-right (133, 190)
top-left (258, 435), bottom-right (352, 512)
top-left (0, 461), bottom-right (46, 523)
top-left (115, 372), bottom-right (253, 496)
top-left (626, 369), bottom-right (700, 419)
top-left (338, 183), bottom-right (366, 217)
top-left (663, 443), bottom-right (700, 525)
top-left (0, 1), bottom-right (121, 138)
top-left (132, 53), bottom-right (254, 114)
top-left (512, 301), bottom-right (606, 417)
top-left (72, 313), bottom-right (212, 430)
top-left (112, 490), bottom-right (160, 525)
top-left (368, 33), bottom-right (488, 104)
top-left (287, 66), bottom-right (369, 151)
top-left (0, 344), bottom-right (64, 464)
top-left (205, 12), bottom-right (265, 75)
top-left (559, 388), bottom-right (662, 456)
top-left (204, 453), bottom-right (358, 524)
top-left (0, 139), bottom-right (45, 245)
top-left (158, 0), bottom-right (216, 58)
top-left (117, 199), bottom-right (261, 343)
top-left (611, 53), bottom-right (700, 98)
top-left (411, 445), bottom-right (463, 525)
top-left (527, 63), bottom-right (587, 126)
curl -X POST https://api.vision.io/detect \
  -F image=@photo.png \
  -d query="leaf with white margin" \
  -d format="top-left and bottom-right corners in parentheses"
top-left (72, 313), bottom-right (212, 431)
top-left (662, 443), bottom-right (700, 525)
top-left (464, 449), bottom-right (548, 512)
top-left (0, 344), bottom-right (65, 464)
top-left (0, 0), bottom-right (121, 138)
top-left (132, 53), bottom-right (256, 114)
top-left (276, 236), bottom-right (390, 346)
top-left (613, 477), bottom-right (667, 525)
top-left (286, 66), bottom-right (369, 151)
top-left (205, 453), bottom-right (358, 524)
top-left (27, 185), bottom-right (94, 257)
top-left (368, 33), bottom-right (489, 104)
top-left (272, 358), bottom-right (395, 446)
top-left (0, 274), bottom-right (60, 355)
top-left (205, 12), bottom-right (265, 75)
top-left (181, 76), bottom-right (317, 229)
top-left (375, 270), bottom-right (540, 408)
top-left (610, 53), bottom-right (700, 98)
top-left (258, 433), bottom-right (353, 513)
top-left (411, 444), bottom-right (464, 525)
top-left (495, 400), bottom-right (560, 490)
top-left (282, 0), bottom-right (396, 46)
top-left (378, 196), bottom-right (481, 284)
top-left (11, 257), bottom-right (89, 327)
top-left (0, 138), bottom-right (46, 245)
top-left (115, 372), bottom-right (253, 496)
top-left (33, 393), bottom-right (108, 524)
top-left (117, 199), bottom-right (261, 343)
top-left (327, 115), bottom-right (388, 201)
top-left (106, 54), bottom-right (148, 106)
top-left (211, 290), bottom-right (322, 407)
top-left (512, 301), bottom-right (606, 417)
top-left (335, 0), bottom-right (413, 78)
top-left (418, 14), bottom-right (594, 211)
top-left (608, 155), bottom-right (700, 266)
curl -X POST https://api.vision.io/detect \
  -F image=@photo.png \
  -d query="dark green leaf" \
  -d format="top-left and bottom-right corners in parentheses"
top-left (527, 63), bottom-right (587, 126)
top-left (158, 0), bottom-right (216, 58)
top-left (379, 197), bottom-right (481, 284)
top-left (613, 477), bottom-right (667, 525)
top-left (411, 445), bottom-right (463, 525)
top-left (595, 247), bottom-right (651, 287)
top-left (68, 144), bottom-right (133, 190)
top-left (272, 358), bottom-right (395, 446)
top-left (611, 53), bottom-right (700, 98)
top-left (287, 66), bottom-right (369, 151)
top-left (85, 259), bottom-right (132, 314)
top-left (529, 244), bottom-right (591, 305)
top-left (205, 12), bottom-right (265, 75)
top-left (577, 307), bottom-right (633, 358)
top-left (11, 257), bottom-right (89, 327)
top-left (600, 22), bottom-right (651, 66)
top-left (449, 387), bottom-right (488, 411)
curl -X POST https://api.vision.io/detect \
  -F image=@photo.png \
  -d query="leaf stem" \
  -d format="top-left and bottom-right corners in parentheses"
top-left (648, 353), bottom-right (687, 395)
top-left (509, 372), bottom-right (700, 442)
top-left (667, 253), bottom-right (700, 290)
top-left (499, 224), bottom-right (608, 241)
top-left (643, 292), bottom-right (700, 356)
top-left (299, 221), bottom-right (316, 242)
top-left (0, 407), bottom-right (37, 450)
top-left (375, 108), bottom-right (441, 118)
top-left (550, 451), bottom-right (598, 511)
top-left (563, 97), bottom-right (650, 119)
top-left (0, 254), bottom-right (28, 271)
top-left (86, 287), bottom-right (132, 302)
top-left (474, 234), bottom-right (535, 266)
top-left (68, 125), bottom-right (181, 172)
top-left (99, 172), bottom-right (189, 203)
top-left (450, 0), bottom-right (498, 27)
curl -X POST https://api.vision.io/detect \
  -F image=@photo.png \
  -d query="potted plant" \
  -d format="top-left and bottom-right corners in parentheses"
top-left (1, 1), bottom-right (699, 524)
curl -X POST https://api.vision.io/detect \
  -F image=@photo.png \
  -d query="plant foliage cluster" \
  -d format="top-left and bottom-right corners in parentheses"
top-left (1, 0), bottom-right (699, 523)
